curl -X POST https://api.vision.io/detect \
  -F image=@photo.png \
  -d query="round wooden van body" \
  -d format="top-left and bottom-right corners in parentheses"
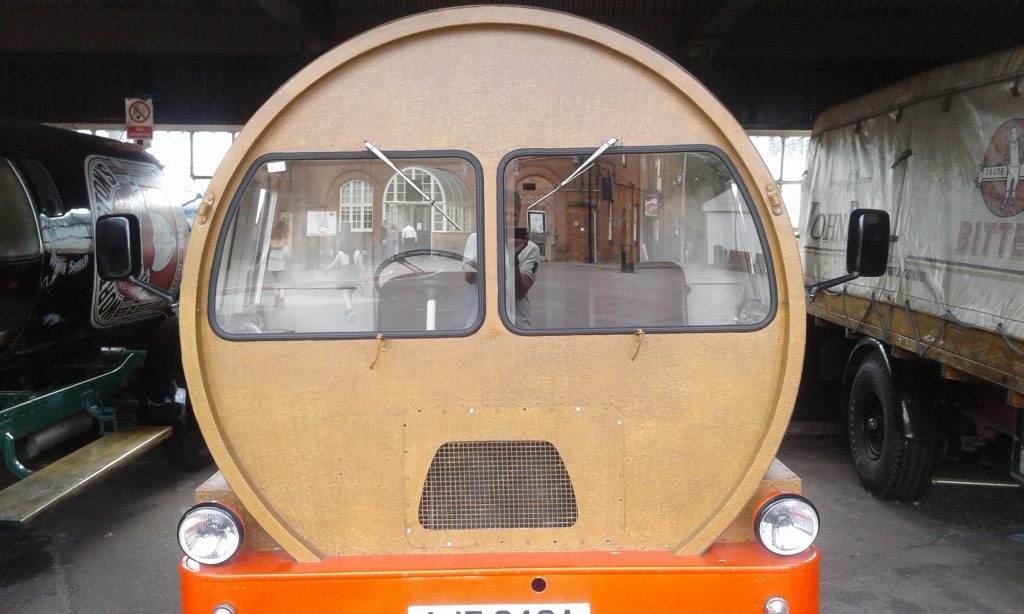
top-left (180, 6), bottom-right (814, 612)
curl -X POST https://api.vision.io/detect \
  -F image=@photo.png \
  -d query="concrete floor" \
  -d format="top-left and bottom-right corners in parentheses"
top-left (0, 430), bottom-right (1022, 613)
top-left (778, 433), bottom-right (1024, 613)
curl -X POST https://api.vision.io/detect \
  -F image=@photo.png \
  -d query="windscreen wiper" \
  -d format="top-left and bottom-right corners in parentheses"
top-left (364, 140), bottom-right (462, 231)
top-left (528, 137), bottom-right (617, 209)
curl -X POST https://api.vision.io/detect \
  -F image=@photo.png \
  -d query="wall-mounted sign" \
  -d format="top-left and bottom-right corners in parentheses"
top-left (528, 210), bottom-right (546, 234)
top-left (125, 97), bottom-right (153, 139)
top-left (644, 192), bottom-right (662, 217)
top-left (306, 210), bottom-right (337, 236)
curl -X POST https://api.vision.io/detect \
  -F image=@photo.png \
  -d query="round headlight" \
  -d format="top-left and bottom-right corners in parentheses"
top-left (754, 494), bottom-right (819, 556)
top-left (177, 502), bottom-right (244, 565)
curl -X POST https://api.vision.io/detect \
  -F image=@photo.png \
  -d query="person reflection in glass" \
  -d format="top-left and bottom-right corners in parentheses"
top-left (507, 192), bottom-right (540, 327)
top-left (266, 220), bottom-right (291, 309)
top-left (462, 231), bottom-right (479, 328)
top-left (324, 238), bottom-right (365, 322)
top-left (511, 226), bottom-right (540, 326)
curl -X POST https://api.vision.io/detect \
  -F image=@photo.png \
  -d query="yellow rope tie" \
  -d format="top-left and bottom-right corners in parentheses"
top-left (370, 333), bottom-right (388, 369)
top-left (631, 328), bottom-right (645, 361)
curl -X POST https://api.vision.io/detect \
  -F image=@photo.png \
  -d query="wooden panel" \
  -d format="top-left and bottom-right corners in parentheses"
top-left (808, 292), bottom-right (1024, 393)
top-left (941, 363), bottom-right (981, 383)
top-left (198, 458), bottom-right (800, 551)
top-left (401, 406), bottom-right (623, 551)
top-left (0, 426), bottom-right (170, 528)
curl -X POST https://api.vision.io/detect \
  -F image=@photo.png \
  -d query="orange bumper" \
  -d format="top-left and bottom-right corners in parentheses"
top-left (180, 543), bottom-right (819, 613)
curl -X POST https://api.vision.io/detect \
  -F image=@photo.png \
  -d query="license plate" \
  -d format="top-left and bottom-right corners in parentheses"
top-left (408, 604), bottom-right (590, 614)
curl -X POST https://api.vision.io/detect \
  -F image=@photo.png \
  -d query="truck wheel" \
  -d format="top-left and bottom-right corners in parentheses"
top-left (847, 353), bottom-right (938, 500)
top-left (142, 317), bottom-right (213, 471)
top-left (163, 393), bottom-right (212, 471)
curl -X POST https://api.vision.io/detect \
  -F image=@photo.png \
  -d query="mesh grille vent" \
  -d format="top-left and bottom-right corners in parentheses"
top-left (418, 440), bottom-right (578, 530)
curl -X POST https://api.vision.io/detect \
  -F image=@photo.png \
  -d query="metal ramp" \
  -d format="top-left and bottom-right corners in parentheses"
top-left (0, 425), bottom-right (171, 528)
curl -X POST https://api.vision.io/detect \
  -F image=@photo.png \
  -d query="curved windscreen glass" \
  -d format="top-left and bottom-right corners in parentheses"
top-left (212, 155), bottom-right (482, 337)
top-left (500, 149), bottom-right (772, 331)
top-left (0, 159), bottom-right (41, 260)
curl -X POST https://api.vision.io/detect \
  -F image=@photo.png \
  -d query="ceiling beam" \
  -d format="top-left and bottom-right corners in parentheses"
top-left (685, 0), bottom-right (758, 62)
top-left (255, 0), bottom-right (328, 57)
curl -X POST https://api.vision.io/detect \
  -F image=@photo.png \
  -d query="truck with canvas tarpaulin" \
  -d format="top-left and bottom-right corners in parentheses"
top-left (801, 47), bottom-right (1024, 499)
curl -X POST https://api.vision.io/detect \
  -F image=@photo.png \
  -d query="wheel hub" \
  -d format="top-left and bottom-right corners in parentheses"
top-left (862, 392), bottom-right (885, 460)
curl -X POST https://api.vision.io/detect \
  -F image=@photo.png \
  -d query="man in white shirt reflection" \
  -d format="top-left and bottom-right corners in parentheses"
top-left (510, 226), bottom-right (540, 327)
top-left (401, 222), bottom-right (418, 247)
top-left (463, 232), bottom-right (479, 327)
top-left (461, 221), bottom-right (540, 328)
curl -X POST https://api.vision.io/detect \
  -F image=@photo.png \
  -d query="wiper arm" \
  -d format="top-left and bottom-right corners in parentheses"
top-left (528, 137), bottom-right (617, 209)
top-left (364, 140), bottom-right (462, 231)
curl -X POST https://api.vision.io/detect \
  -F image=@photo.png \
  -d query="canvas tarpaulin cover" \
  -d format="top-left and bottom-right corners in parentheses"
top-left (801, 46), bottom-right (1024, 341)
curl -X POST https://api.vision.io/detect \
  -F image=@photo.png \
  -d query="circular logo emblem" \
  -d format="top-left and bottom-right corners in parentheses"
top-left (150, 212), bottom-right (176, 273)
top-left (978, 118), bottom-right (1024, 217)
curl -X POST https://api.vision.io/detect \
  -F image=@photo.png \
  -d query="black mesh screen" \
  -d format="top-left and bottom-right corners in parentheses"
top-left (418, 440), bottom-right (578, 530)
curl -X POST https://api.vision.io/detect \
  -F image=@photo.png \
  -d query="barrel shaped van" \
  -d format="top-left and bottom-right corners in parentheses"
top-left (178, 7), bottom-right (818, 613)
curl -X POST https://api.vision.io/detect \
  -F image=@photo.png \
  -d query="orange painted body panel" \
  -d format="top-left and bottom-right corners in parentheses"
top-left (180, 544), bottom-right (819, 613)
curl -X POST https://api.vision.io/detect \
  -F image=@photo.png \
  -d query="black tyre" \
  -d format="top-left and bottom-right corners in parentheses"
top-left (847, 352), bottom-right (939, 500)
top-left (162, 391), bottom-right (212, 471)
top-left (142, 318), bottom-right (213, 471)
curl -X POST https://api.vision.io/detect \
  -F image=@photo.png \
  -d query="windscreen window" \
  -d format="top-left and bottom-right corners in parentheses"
top-left (212, 155), bottom-right (482, 337)
top-left (0, 159), bottom-right (42, 260)
top-left (500, 149), bottom-right (772, 332)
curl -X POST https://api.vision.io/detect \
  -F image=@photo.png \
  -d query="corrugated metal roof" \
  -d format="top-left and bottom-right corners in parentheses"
top-left (752, 0), bottom-right (1024, 19)
top-left (0, 1), bottom-right (258, 8)
top-left (3, 0), bottom-right (1022, 18)
top-left (324, 0), bottom-right (703, 16)
top-left (2, 0), bottom-right (1020, 129)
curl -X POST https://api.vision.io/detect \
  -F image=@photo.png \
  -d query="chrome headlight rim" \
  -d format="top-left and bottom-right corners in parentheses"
top-left (177, 501), bottom-right (245, 565)
top-left (753, 493), bottom-right (820, 556)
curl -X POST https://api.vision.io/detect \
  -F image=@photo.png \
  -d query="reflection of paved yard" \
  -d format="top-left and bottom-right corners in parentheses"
top-left (236, 257), bottom-right (768, 334)
top-left (259, 286), bottom-right (375, 333)
top-left (531, 261), bottom-right (768, 328)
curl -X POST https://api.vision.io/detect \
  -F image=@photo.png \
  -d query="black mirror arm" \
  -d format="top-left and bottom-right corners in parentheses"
top-left (806, 272), bottom-right (860, 301)
top-left (179, 193), bottom-right (202, 207)
top-left (128, 276), bottom-right (176, 304)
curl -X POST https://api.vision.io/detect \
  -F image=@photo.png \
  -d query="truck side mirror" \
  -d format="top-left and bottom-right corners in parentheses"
top-left (846, 208), bottom-right (889, 277)
top-left (95, 214), bottom-right (142, 280)
top-left (806, 208), bottom-right (890, 298)
top-left (95, 214), bottom-right (176, 304)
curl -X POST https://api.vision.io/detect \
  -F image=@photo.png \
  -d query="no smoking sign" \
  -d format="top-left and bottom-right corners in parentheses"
top-left (125, 97), bottom-right (153, 139)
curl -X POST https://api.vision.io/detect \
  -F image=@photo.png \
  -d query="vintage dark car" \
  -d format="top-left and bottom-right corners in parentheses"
top-left (0, 118), bottom-right (210, 527)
